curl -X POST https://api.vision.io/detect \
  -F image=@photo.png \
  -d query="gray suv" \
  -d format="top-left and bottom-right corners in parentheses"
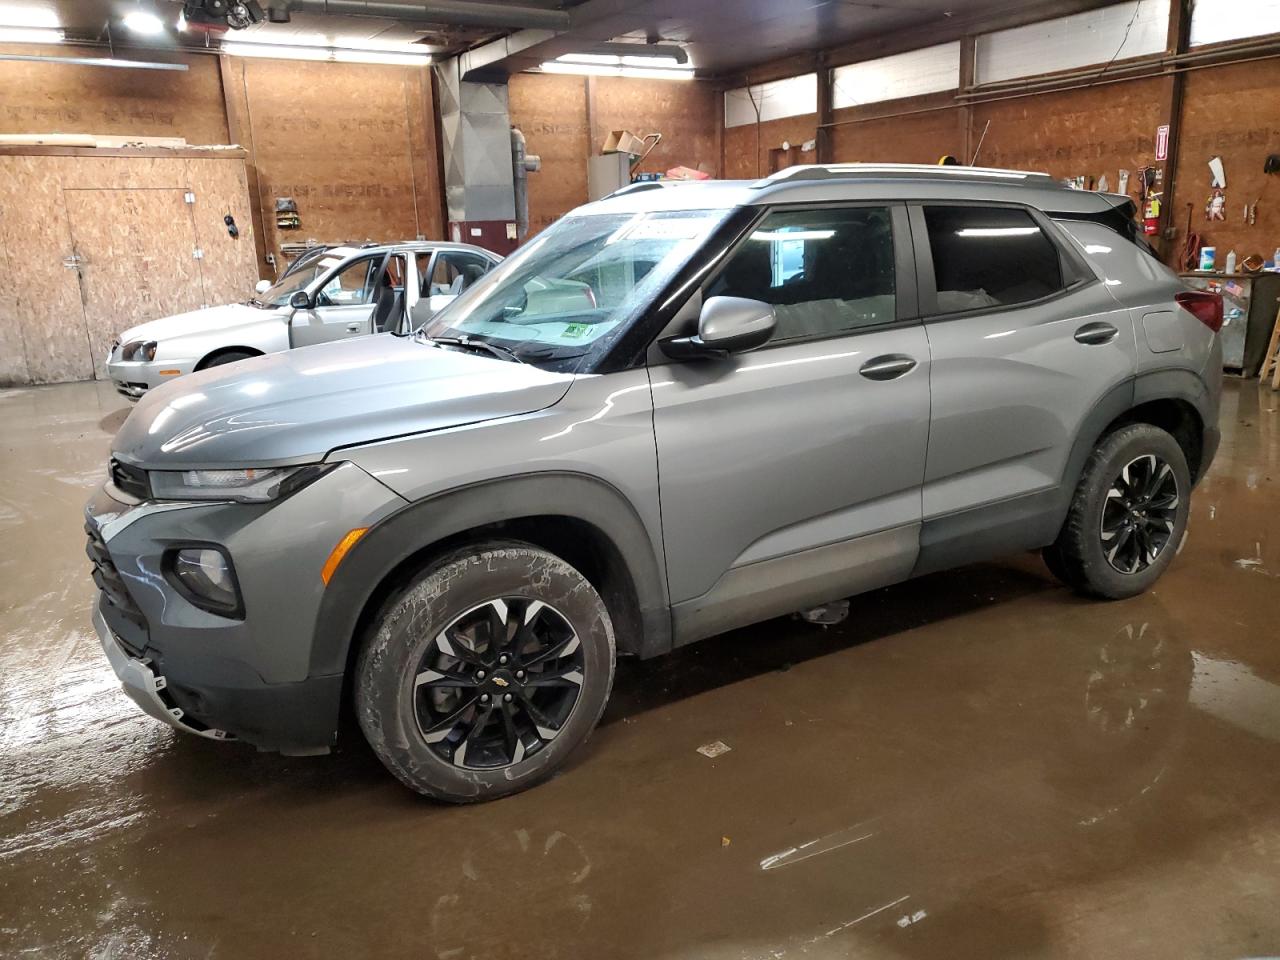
top-left (86, 164), bottom-right (1222, 802)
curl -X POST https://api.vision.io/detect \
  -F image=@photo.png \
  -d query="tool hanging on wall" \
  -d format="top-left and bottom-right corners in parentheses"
top-left (223, 213), bottom-right (239, 239)
top-left (1180, 203), bottom-right (1200, 271)
top-left (275, 197), bottom-right (299, 231)
top-left (1118, 168), bottom-right (1130, 196)
top-left (1208, 156), bottom-right (1227, 188)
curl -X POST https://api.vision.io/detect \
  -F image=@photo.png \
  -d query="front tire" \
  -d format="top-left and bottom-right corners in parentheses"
top-left (1049, 424), bottom-right (1190, 599)
top-left (355, 542), bottom-right (616, 802)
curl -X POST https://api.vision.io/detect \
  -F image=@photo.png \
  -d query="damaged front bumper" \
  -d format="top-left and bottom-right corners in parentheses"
top-left (92, 601), bottom-right (233, 740)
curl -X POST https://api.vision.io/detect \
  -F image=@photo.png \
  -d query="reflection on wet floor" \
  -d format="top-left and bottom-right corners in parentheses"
top-left (1, 379), bottom-right (1279, 959)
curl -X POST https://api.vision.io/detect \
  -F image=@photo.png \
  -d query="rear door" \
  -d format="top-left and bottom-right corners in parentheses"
top-left (649, 203), bottom-right (931, 643)
top-left (290, 254), bottom-right (385, 347)
top-left (910, 202), bottom-right (1137, 571)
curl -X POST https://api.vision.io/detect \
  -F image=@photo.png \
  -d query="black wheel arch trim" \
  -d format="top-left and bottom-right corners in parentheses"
top-left (308, 470), bottom-right (671, 681)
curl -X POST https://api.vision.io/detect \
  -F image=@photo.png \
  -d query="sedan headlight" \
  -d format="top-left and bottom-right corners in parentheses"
top-left (149, 464), bottom-right (331, 503)
top-left (120, 340), bottom-right (158, 362)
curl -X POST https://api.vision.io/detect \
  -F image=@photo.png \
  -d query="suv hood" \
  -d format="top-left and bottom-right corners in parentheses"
top-left (113, 335), bottom-right (576, 470)
top-left (117, 302), bottom-right (282, 344)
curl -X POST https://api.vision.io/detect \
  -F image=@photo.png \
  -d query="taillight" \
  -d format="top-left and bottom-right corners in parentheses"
top-left (1175, 290), bottom-right (1224, 332)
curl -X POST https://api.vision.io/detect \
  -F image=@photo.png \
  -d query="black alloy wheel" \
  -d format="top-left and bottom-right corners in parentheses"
top-left (414, 597), bottom-right (586, 769)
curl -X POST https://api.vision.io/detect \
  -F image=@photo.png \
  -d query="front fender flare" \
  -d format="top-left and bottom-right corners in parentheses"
top-left (308, 470), bottom-right (671, 679)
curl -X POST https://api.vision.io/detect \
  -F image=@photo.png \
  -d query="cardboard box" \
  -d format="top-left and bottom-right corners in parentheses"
top-left (601, 130), bottom-right (648, 157)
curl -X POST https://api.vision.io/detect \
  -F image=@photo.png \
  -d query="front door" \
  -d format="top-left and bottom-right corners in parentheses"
top-left (649, 204), bottom-right (931, 643)
top-left (290, 254), bottom-right (385, 347)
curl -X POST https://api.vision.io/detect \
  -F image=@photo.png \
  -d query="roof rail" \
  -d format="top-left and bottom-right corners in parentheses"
top-left (752, 163), bottom-right (1057, 188)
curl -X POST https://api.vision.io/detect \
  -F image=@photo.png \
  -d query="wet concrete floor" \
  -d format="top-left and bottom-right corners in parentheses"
top-left (1, 378), bottom-right (1279, 959)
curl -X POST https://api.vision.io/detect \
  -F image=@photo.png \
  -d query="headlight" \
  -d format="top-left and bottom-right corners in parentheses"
top-left (149, 464), bottom-right (331, 503)
top-left (164, 546), bottom-right (242, 618)
top-left (120, 340), bottom-right (158, 362)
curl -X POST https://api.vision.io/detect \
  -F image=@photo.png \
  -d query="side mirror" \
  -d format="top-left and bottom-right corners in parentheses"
top-left (255, 279), bottom-right (271, 294)
top-left (289, 290), bottom-right (312, 310)
top-left (660, 296), bottom-right (776, 360)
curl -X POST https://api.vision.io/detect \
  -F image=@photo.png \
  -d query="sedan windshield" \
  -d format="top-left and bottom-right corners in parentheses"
top-left (255, 256), bottom-right (345, 307)
top-left (421, 208), bottom-right (731, 371)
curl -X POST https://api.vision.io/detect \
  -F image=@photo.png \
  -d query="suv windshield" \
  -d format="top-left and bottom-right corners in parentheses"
top-left (255, 255), bottom-right (345, 307)
top-left (421, 208), bottom-right (731, 371)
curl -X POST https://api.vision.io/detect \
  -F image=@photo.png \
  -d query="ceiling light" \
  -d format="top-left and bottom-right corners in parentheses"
top-left (0, 3), bottom-right (59, 27)
top-left (222, 41), bottom-right (327, 60)
top-left (540, 61), bottom-right (693, 81)
top-left (333, 49), bottom-right (431, 65)
top-left (229, 30), bottom-right (327, 45)
top-left (123, 10), bottom-right (165, 34)
top-left (557, 53), bottom-right (619, 65)
top-left (620, 55), bottom-right (684, 68)
top-left (0, 25), bottom-right (62, 42)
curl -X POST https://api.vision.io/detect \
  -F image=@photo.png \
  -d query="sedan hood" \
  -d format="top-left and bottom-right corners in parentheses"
top-left (117, 302), bottom-right (282, 344)
top-left (113, 335), bottom-right (576, 469)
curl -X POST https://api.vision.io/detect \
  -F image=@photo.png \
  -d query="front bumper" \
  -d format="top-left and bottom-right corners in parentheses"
top-left (106, 357), bottom-right (195, 401)
top-left (93, 602), bottom-right (232, 740)
top-left (85, 461), bottom-right (406, 753)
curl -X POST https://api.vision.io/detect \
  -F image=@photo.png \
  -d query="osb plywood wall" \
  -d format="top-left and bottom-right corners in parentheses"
top-left (723, 114), bottom-right (818, 179)
top-left (223, 57), bottom-right (444, 271)
top-left (509, 73), bottom-right (721, 236)
top-left (832, 97), bottom-right (965, 164)
top-left (1172, 59), bottom-right (1280, 265)
top-left (0, 153), bottom-right (258, 385)
top-left (508, 73), bottom-right (590, 237)
top-left (0, 42), bottom-right (229, 144)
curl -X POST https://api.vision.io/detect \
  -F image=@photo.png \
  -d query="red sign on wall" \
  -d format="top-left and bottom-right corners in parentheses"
top-left (1155, 124), bottom-right (1170, 161)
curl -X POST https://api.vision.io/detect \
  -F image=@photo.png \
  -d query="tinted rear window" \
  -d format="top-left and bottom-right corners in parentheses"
top-left (923, 206), bottom-right (1064, 313)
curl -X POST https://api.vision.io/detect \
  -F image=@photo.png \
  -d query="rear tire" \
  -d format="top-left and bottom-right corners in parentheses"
top-left (1050, 424), bottom-right (1190, 599)
top-left (356, 542), bottom-right (616, 802)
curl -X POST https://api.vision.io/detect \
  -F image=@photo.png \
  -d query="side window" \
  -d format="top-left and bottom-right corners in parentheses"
top-left (431, 252), bottom-right (492, 295)
top-left (317, 257), bottom-right (380, 306)
top-left (923, 206), bottom-right (1064, 313)
top-left (706, 206), bottom-right (897, 344)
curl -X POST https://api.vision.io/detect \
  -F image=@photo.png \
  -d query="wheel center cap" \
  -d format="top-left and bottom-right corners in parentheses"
top-left (485, 670), bottom-right (517, 694)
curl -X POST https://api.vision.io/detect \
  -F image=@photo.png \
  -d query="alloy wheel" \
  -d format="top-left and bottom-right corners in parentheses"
top-left (413, 597), bottom-right (585, 770)
top-left (1099, 454), bottom-right (1180, 574)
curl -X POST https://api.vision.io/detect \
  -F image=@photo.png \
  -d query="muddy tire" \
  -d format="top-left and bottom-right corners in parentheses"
top-left (355, 541), bottom-right (615, 802)
top-left (1049, 424), bottom-right (1190, 600)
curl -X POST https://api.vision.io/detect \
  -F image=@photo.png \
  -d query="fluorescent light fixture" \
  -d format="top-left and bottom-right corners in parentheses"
top-left (123, 10), bottom-right (165, 34)
top-left (621, 54), bottom-right (682, 68)
top-left (540, 60), bottom-right (693, 81)
top-left (333, 49), bottom-right (431, 65)
top-left (222, 41), bottom-right (328, 60)
top-left (230, 30), bottom-right (327, 45)
top-left (0, 3), bottom-right (59, 27)
top-left (0, 25), bottom-right (62, 42)
top-left (223, 41), bottom-right (430, 64)
top-left (557, 52), bottom-right (618, 65)
top-left (955, 227), bottom-right (1040, 237)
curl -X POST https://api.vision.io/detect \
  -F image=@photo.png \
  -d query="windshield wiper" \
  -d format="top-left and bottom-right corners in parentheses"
top-left (417, 333), bottom-right (526, 364)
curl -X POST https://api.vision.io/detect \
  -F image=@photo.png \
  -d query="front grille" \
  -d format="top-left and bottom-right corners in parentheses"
top-left (109, 458), bottom-right (150, 500)
top-left (85, 521), bottom-right (146, 656)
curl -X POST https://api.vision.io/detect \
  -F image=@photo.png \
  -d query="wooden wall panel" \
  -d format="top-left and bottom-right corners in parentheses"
top-left (508, 73), bottom-right (590, 237)
top-left (1171, 59), bottom-right (1280, 265)
top-left (0, 156), bottom-right (93, 384)
top-left (590, 77), bottom-right (720, 178)
top-left (971, 78), bottom-right (1165, 183)
top-left (0, 42), bottom-right (228, 145)
top-left (723, 114), bottom-right (818, 180)
top-left (0, 208), bottom-right (32, 386)
top-left (63, 188), bottom-right (206, 378)
top-left (184, 158), bottom-right (261, 307)
top-left (236, 58), bottom-right (443, 269)
top-left (831, 104), bottom-right (964, 164)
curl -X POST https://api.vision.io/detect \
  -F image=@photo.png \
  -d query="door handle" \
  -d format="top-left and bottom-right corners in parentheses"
top-left (859, 354), bottom-right (917, 381)
top-left (346, 323), bottom-right (361, 332)
top-left (1074, 322), bottom-right (1118, 345)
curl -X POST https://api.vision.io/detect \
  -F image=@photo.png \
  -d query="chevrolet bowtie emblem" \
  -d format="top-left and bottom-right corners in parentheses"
top-left (492, 677), bottom-right (510, 688)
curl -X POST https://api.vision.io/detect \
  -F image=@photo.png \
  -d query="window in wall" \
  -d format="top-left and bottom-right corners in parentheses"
top-left (923, 206), bottom-right (1064, 313)
top-left (707, 206), bottom-right (897, 343)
